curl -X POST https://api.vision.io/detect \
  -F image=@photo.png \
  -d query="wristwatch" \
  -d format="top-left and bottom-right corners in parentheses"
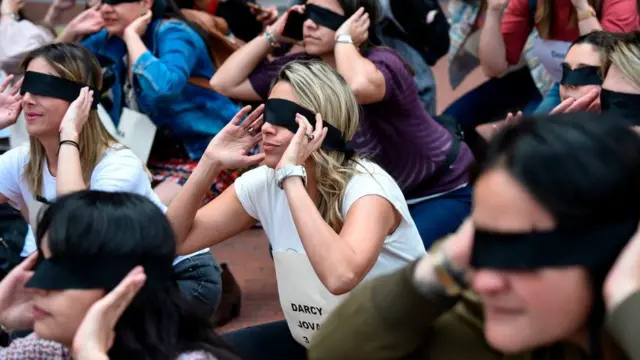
top-left (432, 249), bottom-right (468, 296)
top-left (577, 6), bottom-right (596, 21)
top-left (276, 164), bottom-right (307, 190)
top-left (335, 34), bottom-right (354, 45)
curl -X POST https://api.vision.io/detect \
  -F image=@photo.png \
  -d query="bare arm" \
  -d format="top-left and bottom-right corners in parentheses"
top-left (282, 177), bottom-right (401, 295)
top-left (334, 43), bottom-right (386, 104)
top-left (208, 33), bottom-right (270, 101)
top-left (479, 7), bottom-right (510, 77)
top-left (167, 159), bottom-right (255, 255)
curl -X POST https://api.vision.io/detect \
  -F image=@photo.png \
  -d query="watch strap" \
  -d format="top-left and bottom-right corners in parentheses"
top-left (577, 6), bottom-right (596, 21)
top-left (336, 34), bottom-right (354, 44)
top-left (276, 165), bottom-right (307, 189)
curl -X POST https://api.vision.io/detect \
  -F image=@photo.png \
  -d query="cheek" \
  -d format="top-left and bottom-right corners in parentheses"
top-left (34, 290), bottom-right (103, 343)
top-left (516, 269), bottom-right (592, 332)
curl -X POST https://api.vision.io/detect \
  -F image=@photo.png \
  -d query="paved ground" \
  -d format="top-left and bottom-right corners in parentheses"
top-left (24, 0), bottom-right (487, 333)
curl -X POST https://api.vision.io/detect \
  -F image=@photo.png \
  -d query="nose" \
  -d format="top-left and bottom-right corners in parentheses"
top-left (469, 269), bottom-right (509, 295)
top-left (303, 18), bottom-right (317, 31)
top-left (261, 122), bottom-right (276, 135)
top-left (22, 92), bottom-right (36, 105)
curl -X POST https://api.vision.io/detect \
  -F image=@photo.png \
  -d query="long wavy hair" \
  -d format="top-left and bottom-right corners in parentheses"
top-left (272, 60), bottom-right (363, 232)
top-left (20, 43), bottom-right (118, 197)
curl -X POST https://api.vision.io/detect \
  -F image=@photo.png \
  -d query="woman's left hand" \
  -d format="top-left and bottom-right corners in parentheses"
top-left (59, 87), bottom-right (94, 141)
top-left (603, 222), bottom-right (640, 312)
top-left (276, 113), bottom-right (328, 170)
top-left (335, 7), bottom-right (370, 46)
top-left (72, 267), bottom-right (146, 360)
top-left (123, 10), bottom-right (152, 39)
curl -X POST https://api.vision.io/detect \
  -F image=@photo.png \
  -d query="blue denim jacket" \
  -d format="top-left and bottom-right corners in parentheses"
top-left (82, 19), bottom-right (240, 160)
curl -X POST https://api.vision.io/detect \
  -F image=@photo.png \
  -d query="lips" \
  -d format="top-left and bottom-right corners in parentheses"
top-left (32, 305), bottom-right (51, 320)
top-left (25, 113), bottom-right (42, 122)
top-left (262, 142), bottom-right (279, 152)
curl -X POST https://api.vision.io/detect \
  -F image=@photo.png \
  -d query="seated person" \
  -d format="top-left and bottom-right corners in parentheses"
top-left (0, 190), bottom-right (241, 359)
top-left (168, 60), bottom-right (426, 360)
top-left (309, 112), bottom-right (640, 360)
top-left (0, 43), bottom-right (221, 316)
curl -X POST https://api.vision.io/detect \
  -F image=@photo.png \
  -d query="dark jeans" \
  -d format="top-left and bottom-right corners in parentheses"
top-left (174, 251), bottom-right (222, 317)
top-left (443, 67), bottom-right (542, 128)
top-left (409, 185), bottom-right (472, 250)
top-left (222, 320), bottom-right (307, 360)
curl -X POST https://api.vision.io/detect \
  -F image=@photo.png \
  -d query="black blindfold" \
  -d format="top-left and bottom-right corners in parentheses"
top-left (20, 72), bottom-right (101, 109)
top-left (470, 220), bottom-right (637, 270)
top-left (264, 98), bottom-right (354, 157)
top-left (600, 89), bottom-right (640, 126)
top-left (25, 255), bottom-right (173, 291)
top-left (560, 64), bottom-right (602, 86)
top-left (305, 4), bottom-right (346, 31)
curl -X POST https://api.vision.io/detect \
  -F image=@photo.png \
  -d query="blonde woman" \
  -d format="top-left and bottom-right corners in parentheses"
top-left (600, 32), bottom-right (640, 124)
top-left (0, 43), bottom-right (222, 316)
top-left (168, 60), bottom-right (426, 360)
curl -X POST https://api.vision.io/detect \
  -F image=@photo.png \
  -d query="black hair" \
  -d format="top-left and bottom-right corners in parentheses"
top-left (481, 112), bottom-right (640, 358)
top-left (36, 191), bottom-right (242, 360)
top-left (570, 30), bottom-right (615, 49)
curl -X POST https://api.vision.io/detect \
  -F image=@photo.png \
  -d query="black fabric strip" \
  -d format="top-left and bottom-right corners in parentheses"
top-left (306, 4), bottom-right (346, 31)
top-left (26, 255), bottom-right (174, 290)
top-left (264, 98), bottom-right (354, 157)
top-left (560, 64), bottom-right (602, 86)
top-left (470, 220), bottom-right (637, 270)
top-left (600, 89), bottom-right (640, 126)
top-left (20, 72), bottom-right (101, 109)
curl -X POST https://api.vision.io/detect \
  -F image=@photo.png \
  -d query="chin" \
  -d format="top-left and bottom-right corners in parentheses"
top-left (484, 325), bottom-right (541, 354)
top-left (34, 319), bottom-right (66, 344)
top-left (303, 42), bottom-right (332, 56)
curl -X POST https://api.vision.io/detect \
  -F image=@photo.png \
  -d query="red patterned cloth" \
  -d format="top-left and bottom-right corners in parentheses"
top-left (148, 158), bottom-right (246, 205)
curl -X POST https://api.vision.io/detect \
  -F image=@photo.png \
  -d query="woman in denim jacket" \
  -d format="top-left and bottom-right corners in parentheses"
top-left (60, 0), bottom-right (243, 207)
top-left (57, 0), bottom-right (239, 318)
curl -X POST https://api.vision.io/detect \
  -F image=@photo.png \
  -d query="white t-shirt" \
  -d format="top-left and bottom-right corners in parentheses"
top-left (235, 160), bottom-right (426, 346)
top-left (0, 145), bottom-right (207, 263)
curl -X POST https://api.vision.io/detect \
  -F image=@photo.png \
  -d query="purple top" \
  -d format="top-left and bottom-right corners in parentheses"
top-left (249, 48), bottom-right (474, 198)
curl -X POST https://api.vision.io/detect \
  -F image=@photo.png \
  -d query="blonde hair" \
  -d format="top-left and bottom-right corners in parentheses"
top-left (534, 0), bottom-right (601, 39)
top-left (605, 33), bottom-right (640, 89)
top-left (20, 43), bottom-right (118, 196)
top-left (275, 60), bottom-right (362, 232)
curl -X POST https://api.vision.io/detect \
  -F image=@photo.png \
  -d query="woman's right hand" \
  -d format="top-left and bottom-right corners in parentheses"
top-left (0, 254), bottom-right (38, 331)
top-left (0, 75), bottom-right (23, 130)
top-left (550, 88), bottom-right (600, 114)
top-left (65, 7), bottom-right (104, 38)
top-left (266, 5), bottom-right (305, 43)
top-left (202, 105), bottom-right (266, 169)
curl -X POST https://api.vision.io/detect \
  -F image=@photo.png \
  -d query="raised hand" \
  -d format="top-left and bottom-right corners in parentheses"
top-left (276, 112), bottom-right (328, 170)
top-left (335, 7), bottom-right (370, 46)
top-left (123, 10), bottom-right (152, 38)
top-left (0, 254), bottom-right (38, 331)
top-left (266, 5), bottom-right (305, 44)
top-left (1, 0), bottom-right (23, 15)
top-left (65, 7), bottom-right (104, 38)
top-left (59, 87), bottom-right (94, 141)
top-left (0, 75), bottom-right (23, 130)
top-left (72, 267), bottom-right (146, 360)
top-left (550, 88), bottom-right (600, 114)
top-left (603, 222), bottom-right (640, 312)
top-left (203, 105), bottom-right (266, 169)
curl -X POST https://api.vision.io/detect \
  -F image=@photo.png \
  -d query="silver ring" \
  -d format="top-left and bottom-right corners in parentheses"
top-left (305, 133), bottom-right (314, 140)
